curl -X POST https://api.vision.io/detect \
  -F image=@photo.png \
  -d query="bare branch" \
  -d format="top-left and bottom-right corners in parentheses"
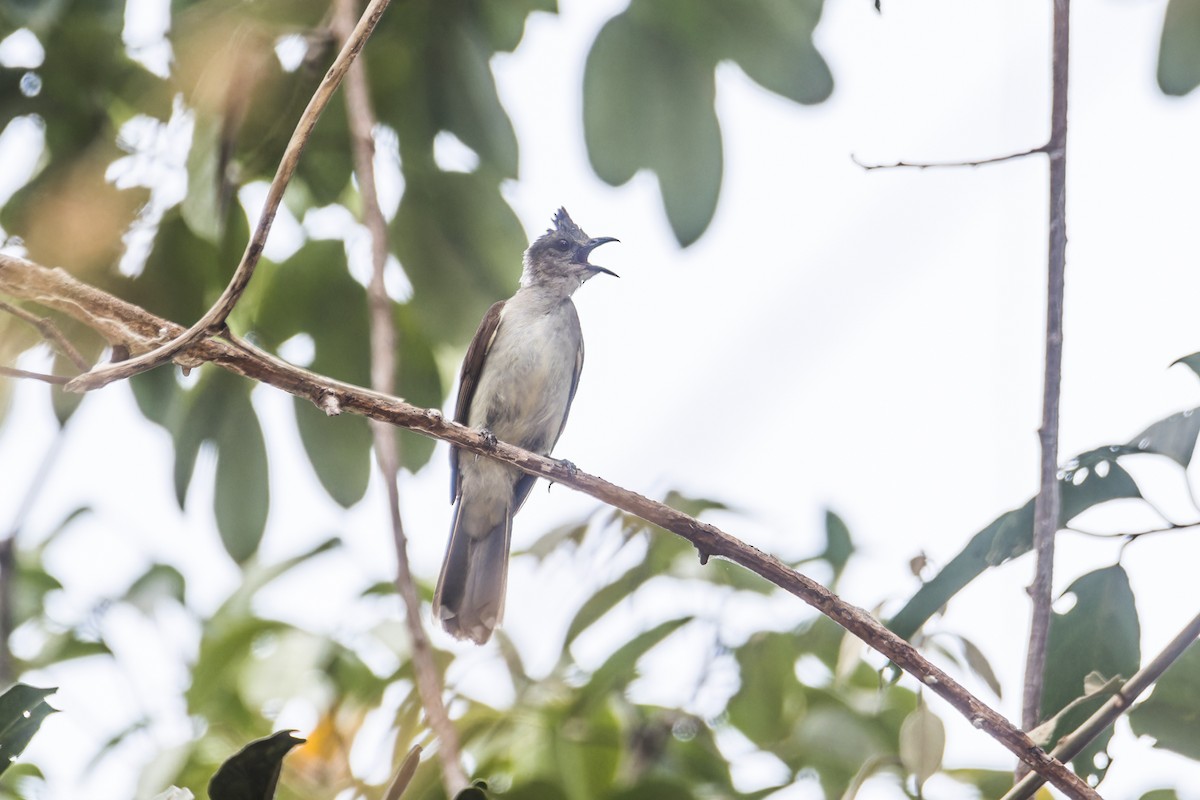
top-left (850, 145), bottom-right (1046, 171)
top-left (331, 0), bottom-right (467, 792)
top-left (0, 365), bottom-right (70, 384)
top-left (1022, 0), bottom-right (1071, 743)
top-left (1004, 609), bottom-right (1200, 799)
top-left (0, 299), bottom-right (90, 371)
top-left (0, 253), bottom-right (1100, 798)
top-left (63, 0), bottom-right (393, 393)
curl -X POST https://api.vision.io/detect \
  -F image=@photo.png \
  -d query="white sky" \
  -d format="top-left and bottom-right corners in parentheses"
top-left (4, 0), bottom-right (1200, 798)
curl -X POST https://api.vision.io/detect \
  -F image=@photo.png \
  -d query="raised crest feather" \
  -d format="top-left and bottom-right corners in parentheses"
top-left (551, 207), bottom-right (584, 238)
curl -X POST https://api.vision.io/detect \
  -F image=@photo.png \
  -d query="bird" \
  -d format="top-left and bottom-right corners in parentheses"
top-left (433, 208), bottom-right (618, 644)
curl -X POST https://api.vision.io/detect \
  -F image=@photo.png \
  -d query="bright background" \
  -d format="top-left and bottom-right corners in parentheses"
top-left (3, 0), bottom-right (1200, 797)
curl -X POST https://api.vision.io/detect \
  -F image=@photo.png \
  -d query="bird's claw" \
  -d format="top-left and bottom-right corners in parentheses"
top-left (559, 458), bottom-right (579, 477)
top-left (480, 427), bottom-right (497, 447)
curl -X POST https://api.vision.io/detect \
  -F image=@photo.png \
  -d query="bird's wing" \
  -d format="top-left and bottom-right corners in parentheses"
top-left (450, 300), bottom-right (506, 503)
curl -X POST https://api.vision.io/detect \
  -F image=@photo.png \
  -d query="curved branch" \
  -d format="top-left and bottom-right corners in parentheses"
top-left (63, 0), bottom-right (393, 393)
top-left (0, 299), bottom-right (90, 371)
top-left (0, 253), bottom-right (1099, 798)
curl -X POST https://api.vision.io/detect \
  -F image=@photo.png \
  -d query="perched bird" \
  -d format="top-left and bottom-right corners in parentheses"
top-left (433, 208), bottom-right (618, 644)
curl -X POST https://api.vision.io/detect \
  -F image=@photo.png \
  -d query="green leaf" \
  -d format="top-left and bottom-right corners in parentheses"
top-left (1139, 791), bottom-right (1182, 800)
top-left (394, 303), bottom-right (444, 472)
top-left (584, 8), bottom-right (722, 246)
top-left (578, 617), bottom-right (692, 712)
top-left (1125, 409), bottom-right (1200, 468)
top-left (292, 400), bottom-right (372, 508)
top-left (125, 563), bottom-right (187, 613)
top-left (1040, 566), bottom-right (1140, 783)
top-left (553, 704), bottom-right (620, 800)
top-left (1130, 640), bottom-right (1200, 760)
top-left (728, 632), bottom-right (805, 747)
top-left (703, 0), bottom-right (832, 105)
top-left (391, 171), bottom-right (526, 344)
top-left (1028, 672), bottom-right (1122, 749)
top-left (820, 508), bottom-right (854, 582)
top-left (207, 730), bottom-right (305, 800)
top-left (958, 636), bottom-right (1002, 699)
top-left (607, 779), bottom-right (695, 800)
top-left (0, 685), bottom-right (57, 777)
top-left (213, 384), bottom-right (270, 563)
top-left (890, 457), bottom-right (1142, 641)
top-left (942, 768), bottom-right (1017, 797)
top-left (1158, 0), bottom-right (1200, 95)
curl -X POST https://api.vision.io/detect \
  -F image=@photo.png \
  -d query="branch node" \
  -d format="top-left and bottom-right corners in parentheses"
top-left (319, 392), bottom-right (342, 416)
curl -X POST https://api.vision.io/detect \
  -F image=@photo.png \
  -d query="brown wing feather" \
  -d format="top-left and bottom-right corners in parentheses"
top-left (450, 300), bottom-right (506, 502)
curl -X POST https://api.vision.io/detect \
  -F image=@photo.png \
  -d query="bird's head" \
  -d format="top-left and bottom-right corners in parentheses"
top-left (521, 207), bottom-right (618, 293)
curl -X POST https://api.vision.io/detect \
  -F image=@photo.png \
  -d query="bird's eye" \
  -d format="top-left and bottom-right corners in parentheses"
top-left (555, 238), bottom-right (570, 252)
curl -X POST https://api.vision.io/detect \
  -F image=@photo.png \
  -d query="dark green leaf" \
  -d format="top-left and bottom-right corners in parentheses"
top-left (0, 685), bottom-right (56, 777)
top-left (207, 730), bottom-right (305, 800)
top-left (1158, 0), bottom-right (1200, 95)
top-left (1125, 409), bottom-right (1200, 468)
top-left (1040, 566), bottom-right (1140, 783)
top-left (1171, 352), bottom-right (1200, 380)
top-left (890, 457), bottom-right (1142, 641)
top-left (292, 400), bottom-right (372, 508)
top-left (553, 704), bottom-right (620, 800)
top-left (820, 509), bottom-right (854, 582)
top-left (584, 9), bottom-right (722, 246)
top-left (1130, 640), bottom-right (1200, 760)
top-left (391, 171), bottom-right (526, 344)
top-left (1140, 791), bottom-right (1182, 800)
top-left (213, 384), bottom-right (270, 563)
top-left (704, 0), bottom-right (832, 105)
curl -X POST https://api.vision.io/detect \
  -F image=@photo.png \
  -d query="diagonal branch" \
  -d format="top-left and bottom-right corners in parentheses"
top-left (850, 145), bottom-right (1046, 171)
top-left (63, 0), bottom-right (393, 393)
top-left (331, 0), bottom-right (467, 792)
top-left (0, 253), bottom-right (1099, 799)
top-left (0, 366), bottom-right (70, 384)
top-left (1004, 609), bottom-right (1200, 799)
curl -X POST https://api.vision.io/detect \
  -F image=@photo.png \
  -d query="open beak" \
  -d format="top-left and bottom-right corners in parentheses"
top-left (576, 236), bottom-right (620, 277)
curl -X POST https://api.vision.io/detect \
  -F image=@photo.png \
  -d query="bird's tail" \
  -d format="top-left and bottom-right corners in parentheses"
top-left (432, 499), bottom-right (512, 645)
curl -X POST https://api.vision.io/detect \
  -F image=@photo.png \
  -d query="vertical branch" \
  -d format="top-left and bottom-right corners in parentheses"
top-left (1022, 0), bottom-right (1070, 737)
top-left (330, 0), bottom-right (468, 792)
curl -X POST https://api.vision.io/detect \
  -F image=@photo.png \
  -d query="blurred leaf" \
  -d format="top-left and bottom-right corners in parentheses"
top-left (728, 632), bottom-right (805, 747)
top-left (125, 563), bottom-right (187, 613)
top-left (958, 635), bottom-right (1002, 699)
top-left (1140, 791), bottom-right (1182, 800)
top-left (0, 685), bottom-right (56, 777)
top-left (554, 704), bottom-right (620, 800)
top-left (1040, 566), bottom-right (1140, 783)
top-left (703, 0), bottom-right (832, 105)
top-left (943, 768), bottom-right (1015, 797)
top-left (1158, 0), bottom-right (1200, 95)
top-left (256, 240), bottom-right (372, 507)
top-left (1130, 640), bottom-right (1200, 759)
top-left (391, 171), bottom-right (526, 344)
top-left (565, 558), bottom-right (659, 648)
top-left (383, 745), bottom-right (422, 800)
top-left (578, 617), bottom-right (692, 712)
top-left (19, 629), bottom-right (110, 670)
top-left (607, 779), bottom-right (694, 800)
top-left (394, 303), bottom-right (444, 472)
top-left (213, 379), bottom-right (270, 563)
top-left (1171, 352), bottom-right (1200, 380)
top-left (207, 730), bottom-right (305, 800)
top-left (819, 509), bottom-right (854, 582)
top-left (584, 7), bottom-right (721, 246)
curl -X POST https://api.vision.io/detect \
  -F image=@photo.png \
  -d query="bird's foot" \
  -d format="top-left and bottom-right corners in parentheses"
top-left (479, 426), bottom-right (497, 447)
top-left (559, 458), bottom-right (579, 476)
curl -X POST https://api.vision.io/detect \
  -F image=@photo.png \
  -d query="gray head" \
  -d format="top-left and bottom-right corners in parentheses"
top-left (521, 208), bottom-right (618, 293)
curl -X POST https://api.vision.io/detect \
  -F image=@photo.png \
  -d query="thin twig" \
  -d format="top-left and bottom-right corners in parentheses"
top-left (0, 299), bottom-right (90, 370)
top-left (331, 0), bottom-right (467, 792)
top-left (1064, 520), bottom-right (1200, 541)
top-left (63, 0), bottom-right (393, 393)
top-left (0, 253), bottom-right (1100, 798)
top-left (0, 365), bottom-right (70, 384)
top-left (850, 146), bottom-right (1046, 171)
top-left (1003, 609), bottom-right (1200, 799)
top-left (1022, 0), bottom-right (1071, 745)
